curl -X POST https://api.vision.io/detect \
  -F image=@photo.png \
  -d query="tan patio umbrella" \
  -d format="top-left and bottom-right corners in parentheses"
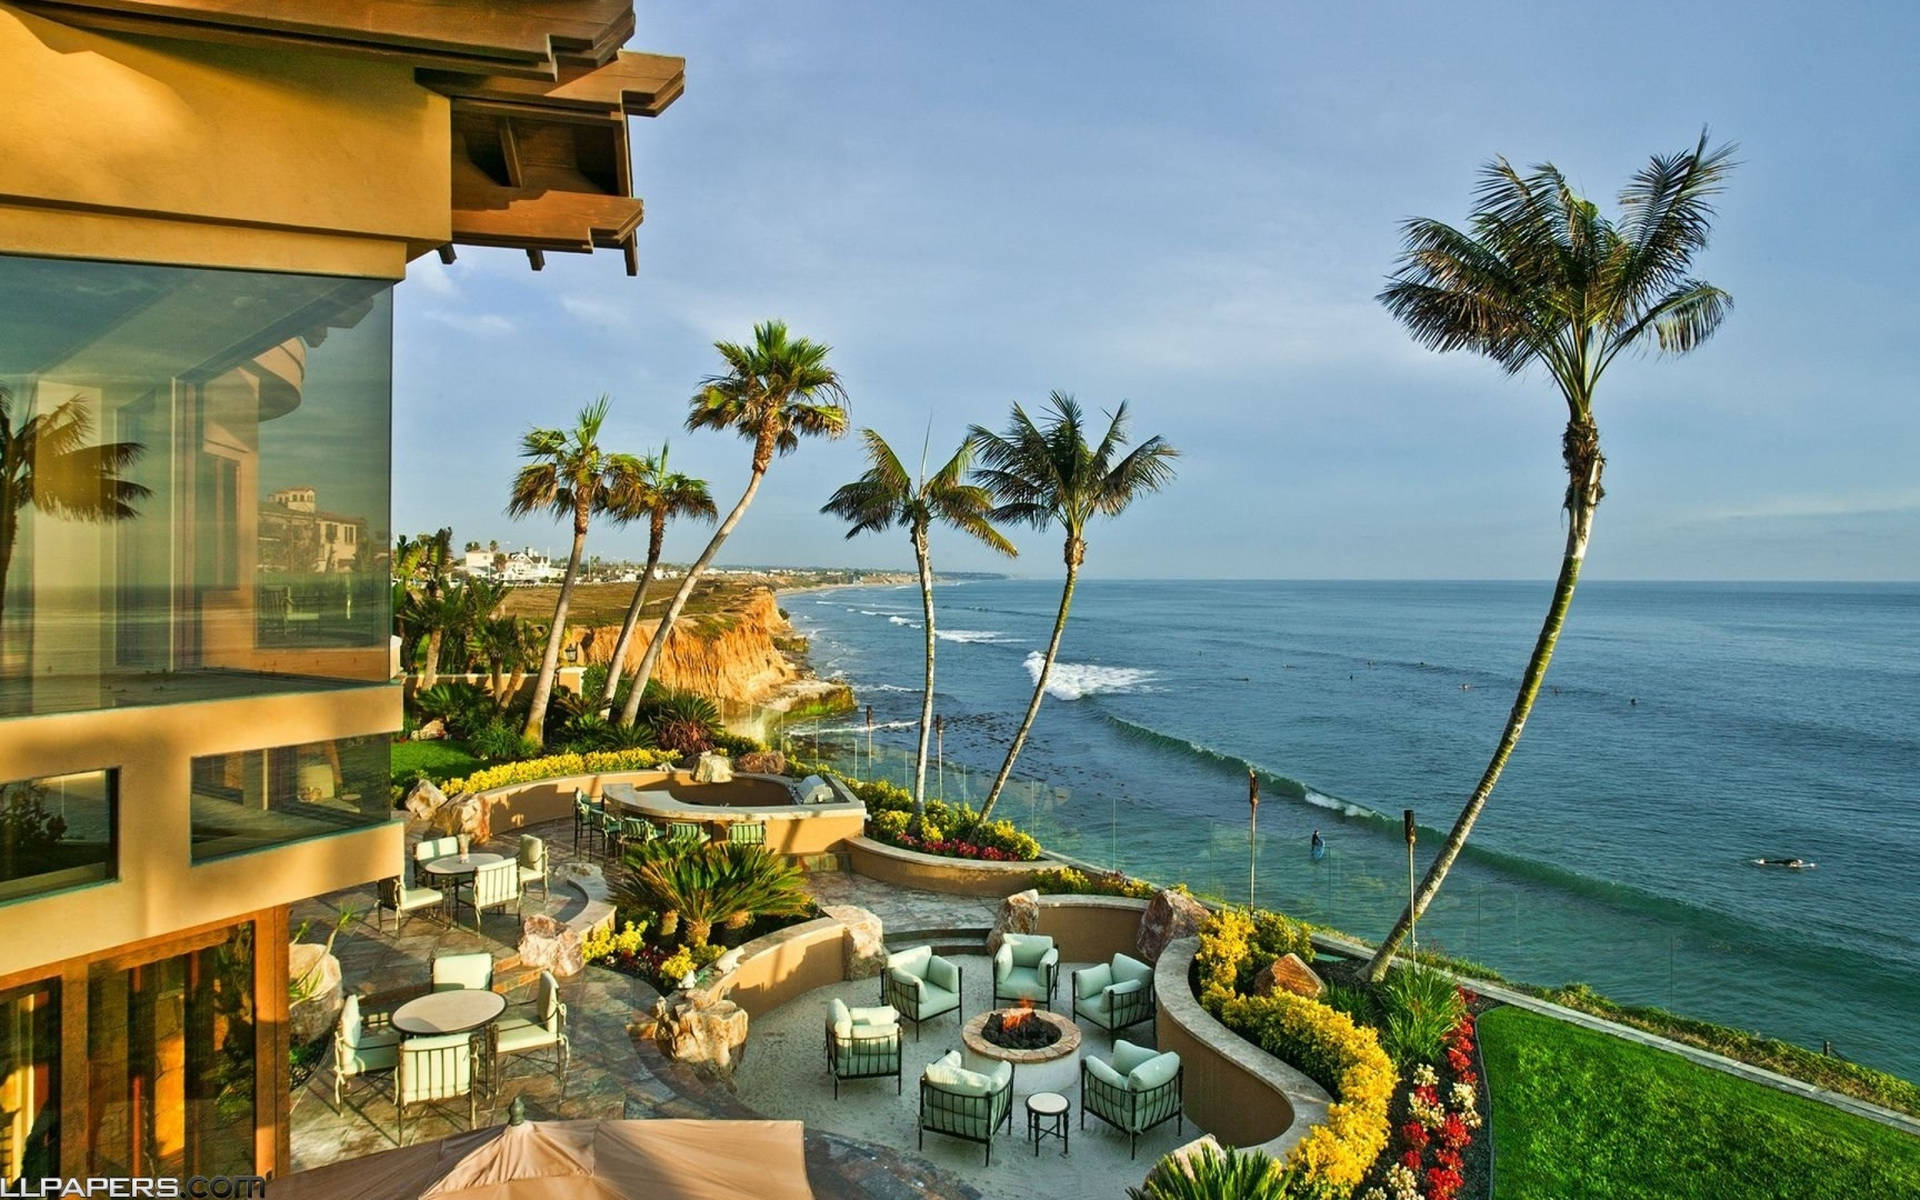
top-left (270, 1114), bottom-right (814, 1200)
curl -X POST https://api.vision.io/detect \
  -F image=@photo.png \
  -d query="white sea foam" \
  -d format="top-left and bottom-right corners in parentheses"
top-left (936, 629), bottom-right (1016, 644)
top-left (805, 719), bottom-right (917, 734)
top-left (858, 683), bottom-right (914, 693)
top-left (1025, 652), bottom-right (1154, 700)
top-left (887, 615), bottom-right (918, 626)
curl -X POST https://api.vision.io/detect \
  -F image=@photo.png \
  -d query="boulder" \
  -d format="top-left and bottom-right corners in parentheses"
top-left (1146, 1135), bottom-right (1228, 1189)
top-left (517, 913), bottom-right (585, 979)
top-left (1136, 888), bottom-right (1210, 966)
top-left (1252, 952), bottom-right (1326, 1000)
top-left (986, 888), bottom-right (1041, 956)
top-left (411, 717), bottom-right (447, 742)
top-left (646, 992), bottom-right (750, 1076)
top-left (287, 944), bottom-right (342, 1047)
top-left (823, 905), bottom-right (887, 979)
top-left (693, 752), bottom-right (733, 784)
top-left (433, 792), bottom-right (490, 844)
top-left (403, 778), bottom-right (448, 823)
top-left (736, 750), bottom-right (786, 775)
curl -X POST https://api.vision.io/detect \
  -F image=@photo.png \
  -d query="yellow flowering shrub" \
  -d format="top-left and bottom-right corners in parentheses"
top-left (1197, 912), bottom-right (1396, 1195)
top-left (443, 748), bottom-right (678, 794)
top-left (657, 947), bottom-right (697, 983)
top-left (580, 919), bottom-right (648, 965)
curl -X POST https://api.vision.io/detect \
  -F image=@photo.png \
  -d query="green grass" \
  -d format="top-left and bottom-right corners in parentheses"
top-left (389, 738), bottom-right (483, 786)
top-left (1480, 1006), bottom-right (1920, 1199)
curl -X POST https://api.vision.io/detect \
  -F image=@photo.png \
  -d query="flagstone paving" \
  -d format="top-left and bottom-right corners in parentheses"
top-left (288, 818), bottom-right (981, 1199)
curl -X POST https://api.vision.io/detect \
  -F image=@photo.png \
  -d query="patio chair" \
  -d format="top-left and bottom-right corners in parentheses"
top-left (493, 969), bottom-right (568, 1094)
top-left (572, 790), bottom-right (599, 854)
top-left (431, 951), bottom-right (494, 993)
top-left (516, 835), bottom-right (548, 901)
top-left (377, 874), bottom-right (445, 933)
top-left (396, 1032), bottom-right (477, 1145)
top-left (918, 1049), bottom-right (1013, 1166)
top-left (665, 821), bottom-right (705, 846)
top-left (598, 805), bottom-right (625, 860)
top-left (1072, 952), bottom-right (1156, 1042)
top-left (1081, 1039), bottom-right (1183, 1159)
top-left (412, 835), bottom-right (461, 887)
top-left (726, 821), bottom-right (767, 846)
top-left (467, 859), bottom-right (523, 933)
top-left (881, 945), bottom-right (962, 1040)
top-left (621, 816), bottom-right (653, 856)
top-left (992, 932), bottom-right (1060, 1011)
top-left (823, 997), bottom-right (901, 1097)
top-left (331, 994), bottom-right (399, 1110)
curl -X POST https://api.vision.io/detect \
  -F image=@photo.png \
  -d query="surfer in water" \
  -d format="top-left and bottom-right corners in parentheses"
top-left (1753, 857), bottom-right (1814, 869)
top-left (1311, 830), bottom-right (1326, 860)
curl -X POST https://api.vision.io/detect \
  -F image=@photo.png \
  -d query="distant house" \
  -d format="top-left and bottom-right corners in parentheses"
top-left (498, 548), bottom-right (566, 584)
top-left (259, 486), bottom-right (367, 573)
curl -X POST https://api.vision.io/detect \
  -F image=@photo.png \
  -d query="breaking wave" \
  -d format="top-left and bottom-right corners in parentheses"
top-left (1026, 652), bottom-right (1155, 700)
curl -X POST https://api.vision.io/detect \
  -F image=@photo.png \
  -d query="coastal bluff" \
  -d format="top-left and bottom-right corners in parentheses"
top-left (566, 586), bottom-right (802, 707)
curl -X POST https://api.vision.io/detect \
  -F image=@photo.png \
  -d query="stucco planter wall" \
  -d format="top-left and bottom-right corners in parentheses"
top-left (1034, 895), bottom-right (1150, 963)
top-left (844, 835), bottom-right (1055, 897)
top-left (1153, 935), bottom-right (1330, 1158)
top-left (698, 914), bottom-right (859, 1020)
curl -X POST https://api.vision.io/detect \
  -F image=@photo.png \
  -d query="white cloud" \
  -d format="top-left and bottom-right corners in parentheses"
top-left (422, 311), bottom-right (516, 335)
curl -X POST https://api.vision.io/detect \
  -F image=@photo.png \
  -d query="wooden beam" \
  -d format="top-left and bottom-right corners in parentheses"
top-left (527, 249), bottom-right (546, 270)
top-left (498, 117), bottom-right (525, 188)
top-left (420, 51), bottom-right (687, 118)
top-left (435, 244), bottom-right (458, 264)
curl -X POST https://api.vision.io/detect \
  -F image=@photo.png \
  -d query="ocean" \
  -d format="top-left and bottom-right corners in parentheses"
top-left (777, 578), bottom-right (1920, 1082)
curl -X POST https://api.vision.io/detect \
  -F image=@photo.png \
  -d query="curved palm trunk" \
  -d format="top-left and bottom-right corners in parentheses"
top-left (522, 519), bottom-right (589, 746)
top-left (600, 514), bottom-right (665, 712)
top-left (618, 464), bottom-right (770, 728)
top-left (910, 520), bottom-right (936, 830)
top-left (420, 628), bottom-right (444, 689)
top-left (1365, 428), bottom-right (1602, 980)
top-left (977, 536), bottom-right (1082, 821)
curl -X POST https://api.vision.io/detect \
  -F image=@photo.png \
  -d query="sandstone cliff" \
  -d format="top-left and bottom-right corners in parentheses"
top-left (563, 587), bottom-right (798, 706)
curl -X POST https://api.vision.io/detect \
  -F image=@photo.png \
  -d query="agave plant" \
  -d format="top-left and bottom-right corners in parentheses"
top-left (1129, 1144), bottom-right (1291, 1200)
top-left (639, 691), bottom-right (720, 758)
top-left (615, 842), bottom-right (811, 948)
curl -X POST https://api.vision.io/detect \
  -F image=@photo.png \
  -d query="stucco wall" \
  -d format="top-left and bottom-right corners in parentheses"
top-left (844, 836), bottom-right (1053, 897)
top-left (480, 771), bottom-right (866, 856)
top-left (1035, 895), bottom-right (1150, 963)
top-left (711, 915), bottom-right (849, 1020)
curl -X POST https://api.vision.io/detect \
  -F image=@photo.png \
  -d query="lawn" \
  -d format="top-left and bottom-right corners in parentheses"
top-left (1480, 1006), bottom-right (1920, 1199)
top-left (390, 738), bottom-right (483, 785)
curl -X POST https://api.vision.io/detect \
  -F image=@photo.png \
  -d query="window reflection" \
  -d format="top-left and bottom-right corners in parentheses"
top-left (190, 736), bottom-right (388, 861)
top-left (0, 769), bottom-right (114, 903)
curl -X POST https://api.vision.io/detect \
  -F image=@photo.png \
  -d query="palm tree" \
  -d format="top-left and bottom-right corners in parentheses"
top-left (598, 444), bottom-right (717, 713)
top-left (617, 320), bottom-right (848, 727)
top-left (968, 394), bottom-right (1177, 820)
top-left (473, 614), bottom-right (521, 700)
top-left (507, 396), bottom-right (647, 747)
top-left (1363, 133), bottom-right (1735, 982)
top-left (0, 386), bottom-right (150, 632)
top-left (822, 430), bottom-right (1015, 827)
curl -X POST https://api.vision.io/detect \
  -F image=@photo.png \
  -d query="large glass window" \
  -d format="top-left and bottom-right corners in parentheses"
top-left (0, 254), bottom-right (393, 718)
top-left (190, 735), bottom-right (389, 861)
top-left (0, 769), bottom-right (115, 903)
top-left (0, 978), bottom-right (59, 1184)
top-left (87, 925), bottom-right (254, 1178)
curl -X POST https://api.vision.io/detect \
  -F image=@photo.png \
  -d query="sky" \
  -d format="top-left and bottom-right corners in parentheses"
top-left (392, 0), bottom-right (1920, 582)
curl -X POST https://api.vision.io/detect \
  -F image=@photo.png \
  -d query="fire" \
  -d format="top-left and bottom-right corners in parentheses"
top-left (1002, 999), bottom-right (1036, 1031)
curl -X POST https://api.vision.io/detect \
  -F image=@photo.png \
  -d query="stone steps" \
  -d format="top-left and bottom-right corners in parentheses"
top-left (883, 925), bottom-right (992, 959)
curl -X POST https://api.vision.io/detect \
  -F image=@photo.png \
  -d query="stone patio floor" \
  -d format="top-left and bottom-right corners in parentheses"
top-left (733, 956), bottom-right (1193, 1200)
top-left (289, 817), bottom-right (980, 1199)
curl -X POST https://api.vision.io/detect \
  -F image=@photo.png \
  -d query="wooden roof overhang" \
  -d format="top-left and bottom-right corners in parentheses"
top-left (14, 0), bottom-right (683, 276)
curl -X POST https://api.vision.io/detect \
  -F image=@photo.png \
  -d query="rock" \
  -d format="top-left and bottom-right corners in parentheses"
top-left (411, 718), bottom-right (447, 741)
top-left (403, 778), bottom-right (448, 823)
top-left (517, 913), bottom-right (585, 978)
top-left (287, 944), bottom-right (342, 1047)
top-left (1252, 952), bottom-right (1326, 1000)
top-left (1146, 1135), bottom-right (1227, 1189)
top-left (824, 905), bottom-right (887, 979)
top-left (693, 752), bottom-right (733, 784)
top-left (1136, 888), bottom-right (1211, 966)
top-left (432, 792), bottom-right (490, 844)
top-left (986, 888), bottom-right (1041, 956)
top-left (736, 750), bottom-right (786, 775)
top-left (646, 992), bottom-right (750, 1075)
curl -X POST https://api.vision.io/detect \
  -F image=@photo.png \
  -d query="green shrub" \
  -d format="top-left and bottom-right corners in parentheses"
top-left (1129, 1144), bottom-right (1297, 1200)
top-left (468, 720), bottom-right (536, 763)
top-left (641, 691), bottom-right (719, 757)
top-left (709, 729), bottom-right (766, 758)
top-left (615, 841), bottom-right (812, 948)
top-left (1375, 964), bottom-right (1465, 1069)
top-left (410, 681), bottom-right (496, 739)
top-left (1250, 909), bottom-right (1315, 966)
top-left (557, 713), bottom-right (656, 753)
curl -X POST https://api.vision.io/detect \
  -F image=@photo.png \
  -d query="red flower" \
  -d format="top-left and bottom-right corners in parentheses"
top-left (1440, 1113), bottom-right (1471, 1151)
top-left (1401, 1149), bottom-right (1423, 1170)
top-left (1435, 1147), bottom-right (1464, 1172)
top-left (1426, 1166), bottom-right (1464, 1199)
top-left (1458, 1069), bottom-right (1479, 1088)
top-left (1401, 1121), bottom-right (1430, 1149)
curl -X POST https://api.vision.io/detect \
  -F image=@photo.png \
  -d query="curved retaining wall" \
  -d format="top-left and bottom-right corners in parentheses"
top-left (708, 915), bottom-right (853, 1019)
top-left (1034, 895), bottom-right (1149, 963)
top-left (1153, 935), bottom-right (1329, 1158)
top-left (844, 835), bottom-right (1054, 897)
top-left (476, 770), bottom-right (866, 856)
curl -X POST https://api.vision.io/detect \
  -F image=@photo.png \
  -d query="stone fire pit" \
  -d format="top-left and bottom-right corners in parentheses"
top-left (962, 1007), bottom-right (1082, 1095)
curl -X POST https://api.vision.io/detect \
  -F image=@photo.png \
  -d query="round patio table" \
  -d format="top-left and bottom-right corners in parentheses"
top-left (390, 988), bottom-right (507, 1037)
top-left (1027, 1091), bottom-right (1069, 1156)
top-left (421, 852), bottom-right (506, 878)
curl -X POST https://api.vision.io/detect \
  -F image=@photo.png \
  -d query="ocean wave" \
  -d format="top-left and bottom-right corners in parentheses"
top-left (1027, 652), bottom-right (1155, 699)
top-left (800, 719), bottom-right (918, 734)
top-left (887, 616), bottom-right (918, 627)
top-left (937, 629), bottom-right (1017, 644)
top-left (857, 682), bottom-right (915, 693)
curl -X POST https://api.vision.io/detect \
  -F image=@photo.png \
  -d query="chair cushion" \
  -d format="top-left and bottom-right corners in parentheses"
top-left (886, 967), bottom-right (925, 999)
top-left (1076, 963), bottom-right (1114, 1000)
top-left (1002, 932), bottom-right (1054, 967)
top-left (1128, 1051), bottom-right (1181, 1092)
top-left (886, 945), bottom-right (933, 976)
top-left (494, 1018), bottom-right (561, 1054)
top-left (1112, 1038), bottom-right (1158, 1075)
top-left (925, 1059), bottom-right (1004, 1098)
top-left (917, 983), bottom-right (960, 1019)
top-left (997, 966), bottom-right (1048, 998)
top-left (1111, 953), bottom-right (1153, 988)
top-left (1109, 978), bottom-right (1146, 1000)
top-left (1085, 1055), bottom-right (1127, 1090)
top-left (340, 1040), bottom-right (398, 1074)
top-left (924, 955), bottom-right (960, 993)
top-left (397, 886), bottom-right (443, 910)
top-left (829, 997), bottom-right (853, 1039)
top-left (849, 1004), bottom-right (898, 1026)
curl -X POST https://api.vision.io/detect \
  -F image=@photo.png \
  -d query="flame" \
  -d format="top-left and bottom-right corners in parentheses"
top-left (1002, 999), bottom-right (1036, 1031)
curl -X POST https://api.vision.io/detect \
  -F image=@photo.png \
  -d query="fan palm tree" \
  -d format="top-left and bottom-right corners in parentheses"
top-left (617, 320), bottom-right (848, 727)
top-left (968, 394), bottom-right (1178, 820)
top-left (598, 444), bottom-right (717, 713)
top-left (822, 430), bottom-right (1014, 827)
top-left (473, 614), bottom-right (521, 700)
top-left (1363, 132), bottom-right (1735, 982)
top-left (0, 386), bottom-right (150, 632)
top-left (507, 396), bottom-right (647, 746)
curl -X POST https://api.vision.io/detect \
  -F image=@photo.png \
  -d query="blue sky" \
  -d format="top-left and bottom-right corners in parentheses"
top-left (393, 0), bottom-right (1919, 581)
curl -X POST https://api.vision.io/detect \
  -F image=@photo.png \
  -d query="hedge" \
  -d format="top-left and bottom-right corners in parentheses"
top-left (442, 748), bottom-right (680, 794)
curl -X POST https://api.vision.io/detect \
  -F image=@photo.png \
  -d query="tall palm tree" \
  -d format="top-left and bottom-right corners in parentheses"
top-left (1, 387), bottom-right (150, 632)
top-left (822, 430), bottom-right (1015, 826)
top-left (599, 444), bottom-right (717, 712)
top-left (617, 320), bottom-right (848, 727)
top-left (968, 394), bottom-right (1178, 820)
top-left (507, 396), bottom-right (647, 746)
top-left (473, 614), bottom-right (521, 700)
top-left (1363, 133), bottom-right (1735, 982)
